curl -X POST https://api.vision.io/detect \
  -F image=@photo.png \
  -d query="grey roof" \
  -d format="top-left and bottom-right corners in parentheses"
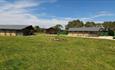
top-left (0, 25), bottom-right (32, 30)
top-left (68, 27), bottom-right (103, 32)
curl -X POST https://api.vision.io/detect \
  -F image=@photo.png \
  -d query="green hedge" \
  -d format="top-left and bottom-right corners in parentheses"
top-left (100, 32), bottom-right (109, 36)
top-left (58, 31), bottom-right (68, 35)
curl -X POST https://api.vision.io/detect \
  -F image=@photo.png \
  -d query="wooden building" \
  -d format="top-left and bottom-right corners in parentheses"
top-left (45, 27), bottom-right (58, 34)
top-left (68, 27), bottom-right (105, 37)
top-left (0, 25), bottom-right (34, 36)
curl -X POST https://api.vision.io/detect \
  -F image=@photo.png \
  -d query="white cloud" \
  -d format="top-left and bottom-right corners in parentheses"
top-left (36, 18), bottom-right (68, 28)
top-left (0, 13), bottom-right (38, 25)
top-left (0, 0), bottom-right (39, 25)
top-left (0, 0), bottom-right (67, 28)
top-left (0, 0), bottom-right (40, 13)
top-left (80, 11), bottom-right (114, 21)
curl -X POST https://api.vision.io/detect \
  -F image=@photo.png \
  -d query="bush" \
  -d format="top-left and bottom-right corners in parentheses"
top-left (58, 30), bottom-right (68, 35)
top-left (108, 29), bottom-right (114, 36)
top-left (113, 36), bottom-right (115, 39)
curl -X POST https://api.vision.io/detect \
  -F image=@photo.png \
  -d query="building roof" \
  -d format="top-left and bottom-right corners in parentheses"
top-left (68, 27), bottom-right (104, 32)
top-left (0, 25), bottom-right (32, 30)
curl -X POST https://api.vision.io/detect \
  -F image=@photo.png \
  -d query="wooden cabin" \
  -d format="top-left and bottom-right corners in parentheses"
top-left (68, 27), bottom-right (105, 37)
top-left (45, 27), bottom-right (58, 34)
top-left (0, 25), bottom-right (34, 36)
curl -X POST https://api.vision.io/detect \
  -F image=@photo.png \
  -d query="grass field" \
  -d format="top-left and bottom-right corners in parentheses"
top-left (0, 35), bottom-right (115, 70)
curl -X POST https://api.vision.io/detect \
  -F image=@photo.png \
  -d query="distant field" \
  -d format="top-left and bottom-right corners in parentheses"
top-left (0, 35), bottom-right (115, 70)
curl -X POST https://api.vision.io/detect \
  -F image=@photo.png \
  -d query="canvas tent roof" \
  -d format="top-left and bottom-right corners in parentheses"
top-left (68, 27), bottom-right (104, 32)
top-left (0, 25), bottom-right (32, 30)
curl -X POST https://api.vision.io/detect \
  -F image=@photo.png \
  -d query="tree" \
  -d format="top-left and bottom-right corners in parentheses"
top-left (85, 21), bottom-right (96, 27)
top-left (51, 24), bottom-right (63, 34)
top-left (108, 28), bottom-right (114, 36)
top-left (66, 19), bottom-right (84, 29)
top-left (95, 23), bottom-right (103, 27)
top-left (34, 26), bottom-right (40, 32)
top-left (53, 24), bottom-right (63, 31)
top-left (103, 21), bottom-right (115, 31)
top-left (102, 21), bottom-right (115, 36)
top-left (34, 26), bottom-right (45, 33)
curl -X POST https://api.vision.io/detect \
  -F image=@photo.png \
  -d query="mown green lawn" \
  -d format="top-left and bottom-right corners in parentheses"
top-left (0, 35), bottom-right (115, 70)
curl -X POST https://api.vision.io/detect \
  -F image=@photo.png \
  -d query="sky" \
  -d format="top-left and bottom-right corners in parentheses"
top-left (0, 0), bottom-right (115, 28)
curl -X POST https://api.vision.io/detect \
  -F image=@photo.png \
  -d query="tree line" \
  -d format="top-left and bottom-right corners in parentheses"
top-left (66, 19), bottom-right (115, 31)
top-left (34, 19), bottom-right (115, 34)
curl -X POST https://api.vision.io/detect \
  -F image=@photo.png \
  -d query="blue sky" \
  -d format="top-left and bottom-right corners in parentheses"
top-left (0, 0), bottom-right (115, 28)
top-left (37, 0), bottom-right (115, 20)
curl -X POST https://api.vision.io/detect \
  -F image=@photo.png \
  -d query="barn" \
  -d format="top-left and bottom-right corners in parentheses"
top-left (0, 25), bottom-right (34, 36)
top-left (68, 27), bottom-right (105, 37)
top-left (45, 27), bottom-right (57, 34)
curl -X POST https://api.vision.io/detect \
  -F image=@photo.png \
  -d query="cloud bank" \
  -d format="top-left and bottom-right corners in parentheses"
top-left (0, 0), bottom-right (68, 28)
